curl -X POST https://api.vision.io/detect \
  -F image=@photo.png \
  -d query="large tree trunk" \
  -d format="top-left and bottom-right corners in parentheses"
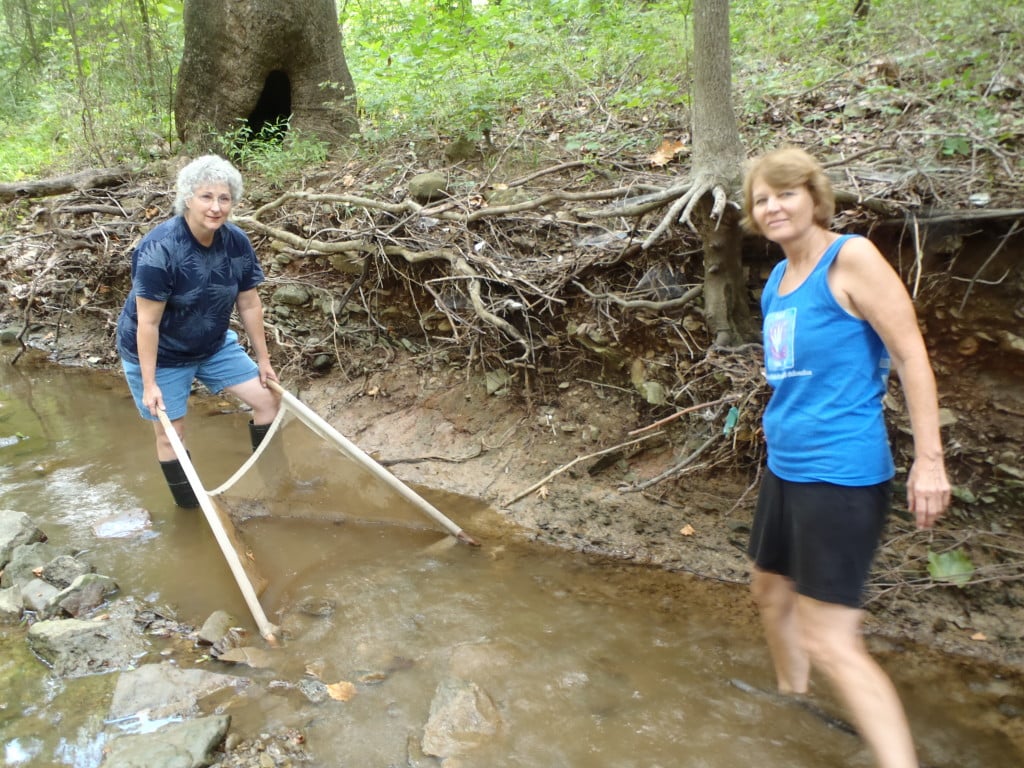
top-left (691, 0), bottom-right (757, 346)
top-left (174, 0), bottom-right (358, 147)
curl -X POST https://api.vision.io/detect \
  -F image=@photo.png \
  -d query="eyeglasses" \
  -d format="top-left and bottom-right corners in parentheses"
top-left (195, 193), bottom-right (233, 206)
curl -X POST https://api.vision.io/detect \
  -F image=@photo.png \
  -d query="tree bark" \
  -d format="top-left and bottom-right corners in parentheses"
top-left (690, 0), bottom-right (756, 346)
top-left (174, 0), bottom-right (358, 147)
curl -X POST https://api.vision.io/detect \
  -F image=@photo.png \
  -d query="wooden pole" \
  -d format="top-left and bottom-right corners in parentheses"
top-left (156, 409), bottom-right (280, 645)
top-left (266, 380), bottom-right (478, 546)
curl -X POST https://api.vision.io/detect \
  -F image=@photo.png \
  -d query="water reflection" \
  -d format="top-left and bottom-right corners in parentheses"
top-left (0, 355), bottom-right (1020, 767)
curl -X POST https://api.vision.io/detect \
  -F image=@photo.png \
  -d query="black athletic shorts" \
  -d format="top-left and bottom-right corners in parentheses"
top-left (747, 468), bottom-right (892, 608)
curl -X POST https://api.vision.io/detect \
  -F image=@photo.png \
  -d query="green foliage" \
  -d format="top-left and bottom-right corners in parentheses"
top-left (0, 0), bottom-right (182, 175)
top-left (1, 0), bottom-right (1022, 179)
top-left (732, 0), bottom-right (1024, 162)
top-left (343, 0), bottom-right (692, 146)
top-left (213, 118), bottom-right (329, 187)
top-left (927, 548), bottom-right (975, 587)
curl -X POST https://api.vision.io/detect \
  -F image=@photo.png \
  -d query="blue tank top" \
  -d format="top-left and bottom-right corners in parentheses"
top-left (761, 234), bottom-right (894, 485)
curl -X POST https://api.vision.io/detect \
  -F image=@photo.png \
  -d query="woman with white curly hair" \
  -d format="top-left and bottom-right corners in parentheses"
top-left (116, 155), bottom-right (279, 507)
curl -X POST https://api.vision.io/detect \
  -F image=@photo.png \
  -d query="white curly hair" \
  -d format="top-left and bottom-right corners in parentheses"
top-left (173, 155), bottom-right (244, 215)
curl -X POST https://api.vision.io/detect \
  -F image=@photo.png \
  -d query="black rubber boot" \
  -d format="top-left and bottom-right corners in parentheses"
top-left (249, 420), bottom-right (272, 452)
top-left (159, 458), bottom-right (199, 508)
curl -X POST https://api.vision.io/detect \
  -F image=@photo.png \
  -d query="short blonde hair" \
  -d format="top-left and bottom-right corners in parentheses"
top-left (741, 147), bottom-right (835, 235)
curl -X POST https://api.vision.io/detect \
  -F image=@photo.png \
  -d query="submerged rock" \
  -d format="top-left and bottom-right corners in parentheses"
top-left (421, 678), bottom-right (503, 760)
top-left (92, 507), bottom-right (152, 538)
top-left (108, 663), bottom-right (249, 721)
top-left (102, 714), bottom-right (231, 768)
top-left (27, 613), bottom-right (146, 677)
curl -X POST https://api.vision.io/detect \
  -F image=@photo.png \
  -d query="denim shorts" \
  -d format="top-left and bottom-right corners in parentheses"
top-left (121, 330), bottom-right (259, 421)
top-left (747, 468), bottom-right (892, 608)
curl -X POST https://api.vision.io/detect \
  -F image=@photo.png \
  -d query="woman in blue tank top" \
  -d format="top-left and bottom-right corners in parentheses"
top-left (741, 148), bottom-right (950, 768)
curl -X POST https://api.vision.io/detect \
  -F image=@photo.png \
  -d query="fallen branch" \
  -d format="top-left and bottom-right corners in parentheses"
top-left (502, 431), bottom-right (665, 507)
top-left (572, 279), bottom-right (703, 312)
top-left (0, 167), bottom-right (134, 202)
top-left (628, 394), bottom-right (740, 436)
top-left (620, 422), bottom-right (724, 494)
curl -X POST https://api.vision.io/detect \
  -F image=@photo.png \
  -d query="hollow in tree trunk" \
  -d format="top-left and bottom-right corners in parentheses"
top-left (174, 0), bottom-right (358, 147)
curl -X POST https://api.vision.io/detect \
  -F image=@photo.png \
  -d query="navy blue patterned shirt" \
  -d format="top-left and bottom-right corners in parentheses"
top-left (116, 216), bottom-right (265, 366)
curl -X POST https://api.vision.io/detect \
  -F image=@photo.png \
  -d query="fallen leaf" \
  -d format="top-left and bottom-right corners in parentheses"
top-left (326, 680), bottom-right (357, 702)
top-left (971, 632), bottom-right (988, 641)
top-left (648, 138), bottom-right (688, 167)
top-left (679, 524), bottom-right (695, 536)
top-left (537, 485), bottom-right (550, 500)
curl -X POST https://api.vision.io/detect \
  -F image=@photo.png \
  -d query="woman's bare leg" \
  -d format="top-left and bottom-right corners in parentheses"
top-left (750, 567), bottom-right (811, 694)
top-left (798, 596), bottom-right (918, 768)
top-left (223, 376), bottom-right (279, 425)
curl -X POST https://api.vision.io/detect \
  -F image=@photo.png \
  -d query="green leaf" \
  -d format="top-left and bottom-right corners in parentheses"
top-left (927, 549), bottom-right (974, 587)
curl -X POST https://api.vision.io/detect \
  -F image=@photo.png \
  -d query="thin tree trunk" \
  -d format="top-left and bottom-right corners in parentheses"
top-left (690, 0), bottom-right (756, 346)
top-left (135, 0), bottom-right (160, 110)
top-left (59, 0), bottom-right (106, 164)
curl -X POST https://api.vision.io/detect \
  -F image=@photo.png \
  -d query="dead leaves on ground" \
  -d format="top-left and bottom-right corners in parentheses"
top-left (648, 138), bottom-right (689, 167)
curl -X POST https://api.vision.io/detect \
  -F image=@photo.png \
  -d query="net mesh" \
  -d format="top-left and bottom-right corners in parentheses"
top-left (206, 398), bottom-right (451, 536)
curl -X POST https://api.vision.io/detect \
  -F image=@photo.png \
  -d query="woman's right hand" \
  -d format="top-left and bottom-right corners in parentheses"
top-left (142, 381), bottom-right (165, 417)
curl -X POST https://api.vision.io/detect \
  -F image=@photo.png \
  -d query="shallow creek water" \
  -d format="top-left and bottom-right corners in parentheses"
top-left (0, 358), bottom-right (1020, 767)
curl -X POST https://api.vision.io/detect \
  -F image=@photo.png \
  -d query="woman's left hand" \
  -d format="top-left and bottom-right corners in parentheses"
top-left (258, 359), bottom-right (279, 387)
top-left (906, 456), bottom-right (951, 530)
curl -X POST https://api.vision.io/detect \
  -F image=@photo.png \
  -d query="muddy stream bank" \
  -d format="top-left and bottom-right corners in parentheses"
top-left (1, 355), bottom-right (1022, 767)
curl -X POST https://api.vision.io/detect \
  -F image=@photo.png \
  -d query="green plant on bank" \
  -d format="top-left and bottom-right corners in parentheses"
top-left (927, 548), bottom-right (975, 587)
top-left (211, 118), bottom-right (329, 187)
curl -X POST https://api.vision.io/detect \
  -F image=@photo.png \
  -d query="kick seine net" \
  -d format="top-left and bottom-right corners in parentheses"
top-left (157, 381), bottom-right (477, 645)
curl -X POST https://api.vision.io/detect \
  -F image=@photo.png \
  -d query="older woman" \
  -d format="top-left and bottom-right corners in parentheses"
top-left (742, 147), bottom-right (951, 768)
top-left (116, 155), bottom-right (279, 508)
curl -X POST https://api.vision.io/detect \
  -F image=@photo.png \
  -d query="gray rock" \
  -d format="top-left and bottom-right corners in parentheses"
top-left (40, 553), bottom-right (94, 589)
top-left (311, 353), bottom-right (334, 372)
top-left (0, 586), bottom-right (23, 623)
top-left (102, 715), bottom-right (230, 768)
top-left (45, 572), bottom-right (119, 618)
top-left (92, 507), bottom-right (152, 538)
top-left (1, 541), bottom-right (71, 590)
top-left (0, 509), bottom-right (45, 567)
top-left (328, 252), bottom-right (365, 275)
top-left (421, 678), bottom-right (502, 759)
top-left (21, 577), bottom-right (60, 613)
top-left (408, 171), bottom-right (448, 203)
top-left (109, 663), bottom-right (248, 721)
top-left (271, 284), bottom-right (312, 306)
top-left (197, 609), bottom-right (237, 646)
top-left (27, 613), bottom-right (146, 677)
